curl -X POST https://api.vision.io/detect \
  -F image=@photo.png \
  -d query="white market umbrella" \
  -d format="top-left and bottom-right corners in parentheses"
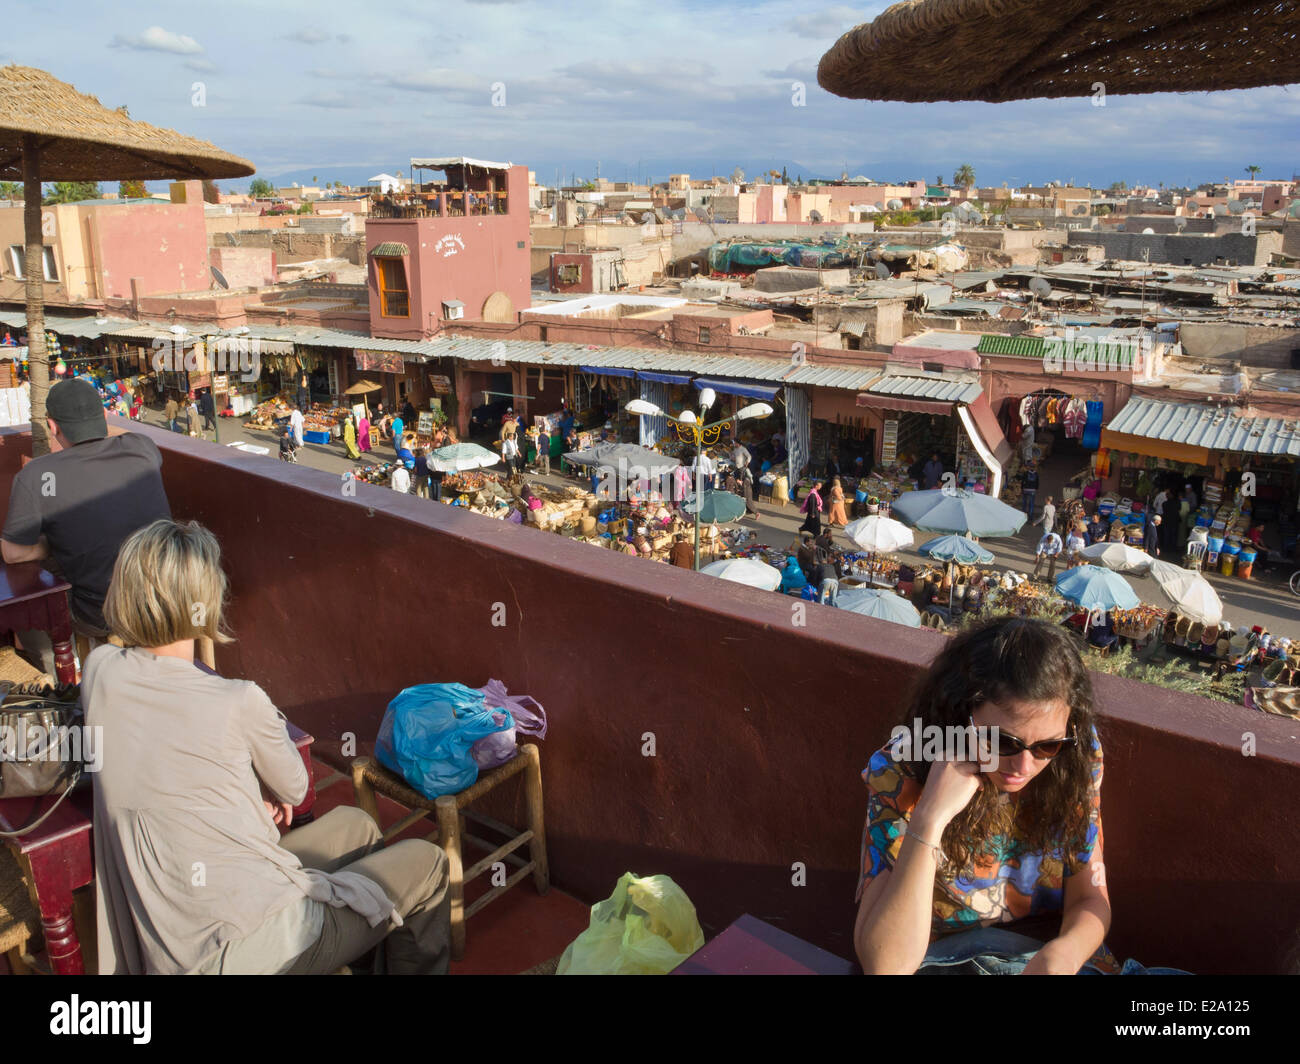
top-left (836, 589), bottom-right (922, 628)
top-left (1079, 541), bottom-right (1154, 575)
top-left (700, 557), bottom-right (782, 591)
top-left (427, 442), bottom-right (501, 472)
top-left (1149, 560), bottom-right (1224, 625)
top-left (844, 515), bottom-right (914, 553)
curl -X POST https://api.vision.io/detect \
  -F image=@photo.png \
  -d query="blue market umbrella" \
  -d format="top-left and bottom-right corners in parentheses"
top-left (918, 534), bottom-right (995, 565)
top-left (682, 489), bottom-right (746, 524)
top-left (891, 489), bottom-right (1027, 539)
top-left (836, 589), bottom-right (922, 628)
top-left (1054, 565), bottom-right (1140, 611)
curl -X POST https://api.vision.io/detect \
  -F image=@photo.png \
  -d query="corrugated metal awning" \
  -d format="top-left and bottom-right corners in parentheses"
top-left (638, 371), bottom-right (692, 386)
top-left (1101, 397), bottom-right (1300, 459)
top-left (369, 242), bottom-right (410, 257)
top-left (866, 373), bottom-right (982, 405)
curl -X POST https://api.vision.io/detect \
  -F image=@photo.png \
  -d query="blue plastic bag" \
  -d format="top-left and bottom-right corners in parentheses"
top-left (375, 683), bottom-right (515, 799)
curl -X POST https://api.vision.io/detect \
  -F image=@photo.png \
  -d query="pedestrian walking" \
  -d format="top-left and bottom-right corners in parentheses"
top-left (1021, 463), bottom-right (1039, 520)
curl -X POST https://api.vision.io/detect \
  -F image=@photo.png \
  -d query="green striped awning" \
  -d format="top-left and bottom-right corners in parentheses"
top-left (369, 242), bottom-right (410, 257)
top-left (976, 332), bottom-right (1135, 368)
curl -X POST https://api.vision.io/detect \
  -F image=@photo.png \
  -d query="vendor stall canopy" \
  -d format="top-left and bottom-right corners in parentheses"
top-left (0, 65), bottom-right (253, 180)
top-left (816, 0), bottom-right (1300, 103)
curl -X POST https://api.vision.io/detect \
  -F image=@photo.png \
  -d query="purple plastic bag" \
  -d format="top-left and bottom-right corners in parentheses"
top-left (469, 679), bottom-right (547, 770)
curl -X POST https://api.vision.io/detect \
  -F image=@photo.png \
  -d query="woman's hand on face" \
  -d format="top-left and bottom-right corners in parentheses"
top-left (912, 756), bottom-right (981, 833)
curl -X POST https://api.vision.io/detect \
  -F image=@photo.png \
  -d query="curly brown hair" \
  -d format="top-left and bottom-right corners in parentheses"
top-left (894, 616), bottom-right (1098, 877)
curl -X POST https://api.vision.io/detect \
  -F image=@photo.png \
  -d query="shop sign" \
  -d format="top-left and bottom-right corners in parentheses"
top-left (428, 374), bottom-right (452, 395)
top-left (881, 419), bottom-right (899, 463)
top-left (213, 374), bottom-right (229, 391)
top-left (354, 350), bottom-right (405, 373)
top-left (417, 411), bottom-right (435, 434)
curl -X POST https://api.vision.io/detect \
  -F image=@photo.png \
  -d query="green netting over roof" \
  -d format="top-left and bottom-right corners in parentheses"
top-left (707, 240), bottom-right (859, 273)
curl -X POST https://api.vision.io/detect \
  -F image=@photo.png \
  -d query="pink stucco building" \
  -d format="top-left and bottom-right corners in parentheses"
top-left (366, 161), bottom-right (532, 340)
top-left (0, 180), bottom-right (210, 307)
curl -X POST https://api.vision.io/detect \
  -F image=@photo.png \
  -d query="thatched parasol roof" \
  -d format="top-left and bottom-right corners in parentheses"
top-left (0, 65), bottom-right (254, 181)
top-left (817, 0), bottom-right (1300, 103)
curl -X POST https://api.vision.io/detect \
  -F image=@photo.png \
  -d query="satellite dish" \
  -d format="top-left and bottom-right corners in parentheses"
top-left (576, 204), bottom-right (588, 220)
top-left (873, 261), bottom-right (891, 280)
top-left (1071, 204), bottom-right (1088, 215)
top-left (1175, 217), bottom-right (1187, 230)
top-left (640, 213), bottom-right (654, 224)
top-left (1290, 201), bottom-right (1300, 219)
top-left (210, 265), bottom-right (229, 289)
top-left (169, 324), bottom-right (188, 336)
top-left (1029, 277), bottom-right (1051, 298)
top-left (1142, 227), bottom-right (1155, 234)
top-left (886, 198), bottom-right (904, 211)
top-left (693, 207), bottom-right (710, 221)
top-left (809, 209), bottom-right (823, 223)
top-left (942, 211), bottom-right (955, 223)
top-left (1186, 200), bottom-right (1199, 210)
top-left (1227, 199), bottom-right (1245, 215)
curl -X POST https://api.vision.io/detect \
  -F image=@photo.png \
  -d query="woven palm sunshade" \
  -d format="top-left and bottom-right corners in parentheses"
top-left (0, 66), bottom-right (254, 456)
top-left (0, 65), bottom-right (253, 180)
top-left (817, 0), bottom-right (1300, 102)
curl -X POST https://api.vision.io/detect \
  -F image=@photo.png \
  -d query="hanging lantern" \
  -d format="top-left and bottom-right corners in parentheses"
top-left (54, 358), bottom-right (68, 377)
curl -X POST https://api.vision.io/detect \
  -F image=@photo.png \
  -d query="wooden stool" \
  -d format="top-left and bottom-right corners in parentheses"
top-left (0, 848), bottom-right (40, 974)
top-left (351, 744), bottom-right (548, 960)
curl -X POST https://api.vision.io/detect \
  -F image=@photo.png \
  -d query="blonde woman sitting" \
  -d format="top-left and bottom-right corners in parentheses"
top-left (84, 519), bottom-right (451, 975)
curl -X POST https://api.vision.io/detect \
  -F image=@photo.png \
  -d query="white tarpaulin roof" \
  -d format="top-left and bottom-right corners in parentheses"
top-left (410, 157), bottom-right (511, 171)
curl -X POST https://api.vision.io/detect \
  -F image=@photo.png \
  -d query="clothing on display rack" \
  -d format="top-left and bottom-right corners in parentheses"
top-left (1081, 400), bottom-right (1104, 451)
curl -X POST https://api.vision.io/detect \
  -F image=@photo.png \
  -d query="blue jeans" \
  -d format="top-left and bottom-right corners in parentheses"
top-left (819, 578), bottom-right (839, 606)
top-left (917, 926), bottom-right (1191, 975)
top-left (1022, 490), bottom-right (1036, 520)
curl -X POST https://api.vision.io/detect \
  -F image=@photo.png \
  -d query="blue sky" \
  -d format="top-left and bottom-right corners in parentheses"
top-left (4, 1), bottom-right (1296, 189)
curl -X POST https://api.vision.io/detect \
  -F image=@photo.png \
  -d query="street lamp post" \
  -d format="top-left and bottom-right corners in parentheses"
top-left (626, 391), bottom-right (773, 570)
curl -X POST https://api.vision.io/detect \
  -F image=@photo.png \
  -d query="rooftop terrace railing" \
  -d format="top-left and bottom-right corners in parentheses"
top-left (3, 421), bottom-right (1296, 973)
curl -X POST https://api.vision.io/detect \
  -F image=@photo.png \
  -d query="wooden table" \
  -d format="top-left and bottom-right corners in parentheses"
top-left (0, 721), bottom-right (316, 974)
top-left (0, 788), bottom-right (93, 974)
top-left (0, 562), bottom-right (76, 686)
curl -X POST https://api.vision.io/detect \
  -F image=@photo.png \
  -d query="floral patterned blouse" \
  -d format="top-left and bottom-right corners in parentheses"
top-left (857, 725), bottom-right (1119, 972)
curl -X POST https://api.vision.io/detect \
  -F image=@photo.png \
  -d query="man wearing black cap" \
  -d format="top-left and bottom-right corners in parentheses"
top-left (1, 378), bottom-right (171, 637)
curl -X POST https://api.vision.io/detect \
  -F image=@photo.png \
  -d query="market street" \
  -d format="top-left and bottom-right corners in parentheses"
top-left (159, 410), bottom-right (1300, 640)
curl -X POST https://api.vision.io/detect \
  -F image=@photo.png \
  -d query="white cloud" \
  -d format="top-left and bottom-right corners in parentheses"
top-left (185, 58), bottom-right (218, 73)
top-left (110, 26), bottom-right (204, 55)
top-left (286, 27), bottom-right (332, 44)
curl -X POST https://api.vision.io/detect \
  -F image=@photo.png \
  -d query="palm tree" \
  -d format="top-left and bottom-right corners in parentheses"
top-left (953, 164), bottom-right (975, 189)
top-left (1245, 164), bottom-right (1261, 181)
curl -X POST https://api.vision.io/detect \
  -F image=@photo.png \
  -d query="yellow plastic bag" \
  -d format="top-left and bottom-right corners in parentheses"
top-left (556, 873), bottom-right (705, 975)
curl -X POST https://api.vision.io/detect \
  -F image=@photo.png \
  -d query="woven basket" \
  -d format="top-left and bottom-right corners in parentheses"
top-left (0, 646), bottom-right (54, 690)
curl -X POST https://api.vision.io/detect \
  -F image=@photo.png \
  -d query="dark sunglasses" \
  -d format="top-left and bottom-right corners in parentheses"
top-left (969, 716), bottom-right (1077, 761)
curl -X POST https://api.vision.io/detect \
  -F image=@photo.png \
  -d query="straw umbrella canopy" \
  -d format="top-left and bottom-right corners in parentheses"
top-left (817, 1), bottom-right (1300, 103)
top-left (343, 379), bottom-right (383, 416)
top-left (0, 66), bottom-right (254, 454)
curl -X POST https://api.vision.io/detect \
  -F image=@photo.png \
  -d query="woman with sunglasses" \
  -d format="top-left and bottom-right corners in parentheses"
top-left (854, 616), bottom-right (1117, 975)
